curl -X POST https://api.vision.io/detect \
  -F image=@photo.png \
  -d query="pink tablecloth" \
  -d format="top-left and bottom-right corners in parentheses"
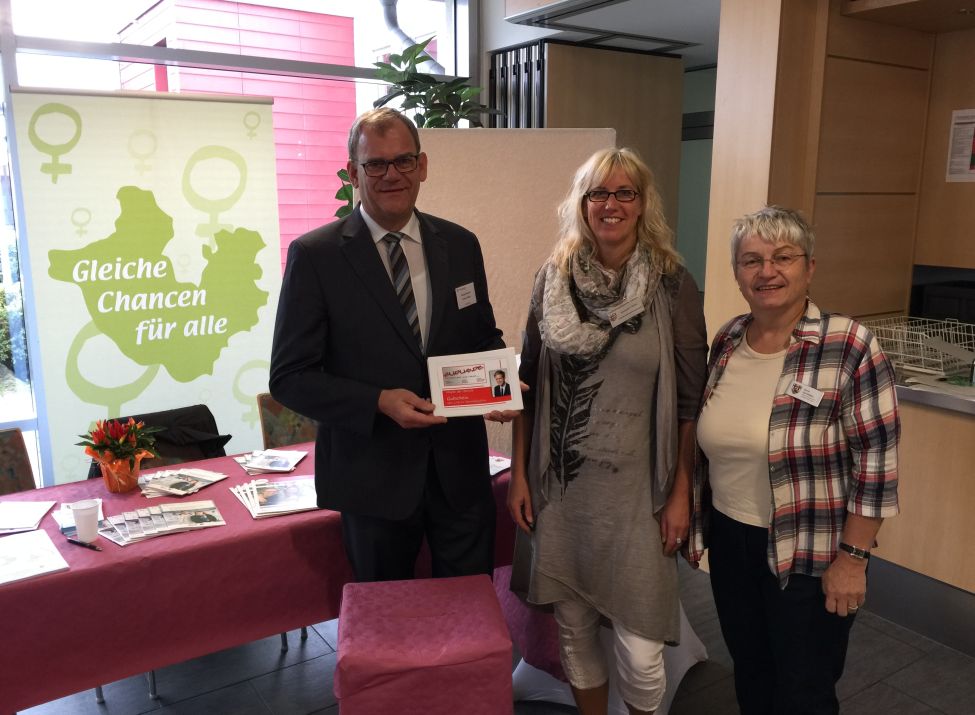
top-left (0, 444), bottom-right (515, 713)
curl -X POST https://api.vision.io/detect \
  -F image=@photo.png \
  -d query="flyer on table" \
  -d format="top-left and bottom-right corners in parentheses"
top-left (427, 347), bottom-right (523, 417)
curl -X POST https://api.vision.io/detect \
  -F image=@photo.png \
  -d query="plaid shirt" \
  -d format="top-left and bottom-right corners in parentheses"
top-left (689, 300), bottom-right (900, 586)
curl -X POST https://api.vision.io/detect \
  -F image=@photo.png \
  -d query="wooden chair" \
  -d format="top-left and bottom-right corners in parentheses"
top-left (257, 392), bottom-right (317, 449)
top-left (0, 427), bottom-right (35, 495)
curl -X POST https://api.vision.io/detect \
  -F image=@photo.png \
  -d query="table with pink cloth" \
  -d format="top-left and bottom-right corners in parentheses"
top-left (0, 444), bottom-right (516, 713)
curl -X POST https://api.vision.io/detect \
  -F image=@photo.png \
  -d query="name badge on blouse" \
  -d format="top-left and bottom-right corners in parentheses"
top-left (608, 297), bottom-right (644, 328)
top-left (788, 380), bottom-right (823, 407)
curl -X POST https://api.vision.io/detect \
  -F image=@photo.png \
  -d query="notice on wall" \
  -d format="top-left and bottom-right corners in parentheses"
top-left (946, 109), bottom-right (975, 182)
top-left (12, 91), bottom-right (282, 483)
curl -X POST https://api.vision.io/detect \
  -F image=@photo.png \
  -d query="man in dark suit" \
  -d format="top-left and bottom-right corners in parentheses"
top-left (492, 370), bottom-right (511, 397)
top-left (270, 108), bottom-right (507, 582)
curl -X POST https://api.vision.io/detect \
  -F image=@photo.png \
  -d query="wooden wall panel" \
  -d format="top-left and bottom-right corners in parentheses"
top-left (768, 0), bottom-right (830, 215)
top-left (811, 194), bottom-right (916, 316)
top-left (817, 57), bottom-right (930, 193)
top-left (828, 2), bottom-right (935, 67)
top-left (872, 402), bottom-right (975, 594)
top-left (914, 28), bottom-right (975, 268)
top-left (703, 0), bottom-right (787, 330)
top-left (544, 43), bottom-right (683, 229)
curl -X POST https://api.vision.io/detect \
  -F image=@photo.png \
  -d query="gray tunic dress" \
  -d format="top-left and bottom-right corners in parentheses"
top-left (516, 264), bottom-right (707, 645)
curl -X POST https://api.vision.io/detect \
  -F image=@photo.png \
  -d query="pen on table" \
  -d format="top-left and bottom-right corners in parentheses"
top-left (66, 538), bottom-right (102, 552)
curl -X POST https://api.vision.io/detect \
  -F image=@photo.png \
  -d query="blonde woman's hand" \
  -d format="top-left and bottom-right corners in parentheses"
top-left (507, 470), bottom-right (534, 535)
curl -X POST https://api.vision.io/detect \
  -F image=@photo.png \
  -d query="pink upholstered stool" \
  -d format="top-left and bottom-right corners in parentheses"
top-left (335, 574), bottom-right (513, 714)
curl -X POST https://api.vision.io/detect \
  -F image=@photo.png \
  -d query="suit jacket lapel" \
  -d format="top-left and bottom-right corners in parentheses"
top-left (420, 212), bottom-right (449, 351)
top-left (341, 208), bottom-right (424, 362)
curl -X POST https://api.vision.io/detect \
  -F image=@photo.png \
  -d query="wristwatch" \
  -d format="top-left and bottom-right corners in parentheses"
top-left (839, 542), bottom-right (871, 560)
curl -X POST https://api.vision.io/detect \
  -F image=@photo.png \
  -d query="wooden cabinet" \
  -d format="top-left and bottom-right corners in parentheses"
top-left (914, 28), bottom-right (975, 268)
top-left (705, 0), bottom-right (934, 325)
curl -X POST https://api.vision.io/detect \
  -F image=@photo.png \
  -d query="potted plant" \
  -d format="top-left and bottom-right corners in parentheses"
top-left (77, 418), bottom-right (164, 493)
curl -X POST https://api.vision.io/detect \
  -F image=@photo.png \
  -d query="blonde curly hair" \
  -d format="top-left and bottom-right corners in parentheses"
top-left (550, 147), bottom-right (682, 276)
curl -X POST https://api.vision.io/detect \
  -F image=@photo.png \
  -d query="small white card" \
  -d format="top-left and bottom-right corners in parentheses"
top-left (788, 380), bottom-right (823, 407)
top-left (455, 282), bottom-right (476, 309)
top-left (427, 347), bottom-right (524, 417)
top-left (608, 297), bottom-right (645, 328)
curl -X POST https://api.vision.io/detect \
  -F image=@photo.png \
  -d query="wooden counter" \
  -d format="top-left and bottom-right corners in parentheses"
top-left (873, 401), bottom-right (975, 593)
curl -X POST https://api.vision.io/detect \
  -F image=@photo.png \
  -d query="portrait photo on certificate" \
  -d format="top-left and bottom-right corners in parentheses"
top-left (427, 347), bottom-right (523, 417)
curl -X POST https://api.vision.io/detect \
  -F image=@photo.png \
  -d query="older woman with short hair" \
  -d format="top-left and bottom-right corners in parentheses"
top-left (508, 147), bottom-right (707, 715)
top-left (690, 206), bottom-right (900, 715)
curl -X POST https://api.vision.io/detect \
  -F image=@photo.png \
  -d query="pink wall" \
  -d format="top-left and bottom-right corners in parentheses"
top-left (119, 0), bottom-right (357, 269)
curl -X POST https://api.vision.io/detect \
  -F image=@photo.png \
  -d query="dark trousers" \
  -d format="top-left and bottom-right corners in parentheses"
top-left (340, 459), bottom-right (496, 582)
top-left (708, 509), bottom-right (855, 715)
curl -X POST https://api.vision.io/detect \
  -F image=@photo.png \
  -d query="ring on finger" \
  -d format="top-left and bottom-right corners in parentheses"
top-left (675, 537), bottom-right (683, 546)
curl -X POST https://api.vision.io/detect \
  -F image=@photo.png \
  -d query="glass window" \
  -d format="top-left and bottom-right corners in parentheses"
top-left (2, 0), bottom-right (472, 483)
top-left (12, 0), bottom-right (467, 75)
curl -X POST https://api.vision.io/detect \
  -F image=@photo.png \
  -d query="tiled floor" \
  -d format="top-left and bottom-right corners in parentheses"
top-left (23, 562), bottom-right (975, 715)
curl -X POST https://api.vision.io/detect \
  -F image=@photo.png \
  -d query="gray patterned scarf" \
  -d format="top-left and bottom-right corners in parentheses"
top-left (539, 243), bottom-right (659, 358)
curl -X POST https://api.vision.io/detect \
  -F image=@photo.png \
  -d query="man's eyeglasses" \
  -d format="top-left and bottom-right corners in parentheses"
top-left (736, 253), bottom-right (807, 272)
top-left (359, 153), bottom-right (420, 177)
top-left (584, 189), bottom-right (639, 203)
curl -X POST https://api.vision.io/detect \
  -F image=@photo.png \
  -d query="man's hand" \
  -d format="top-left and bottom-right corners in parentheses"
top-left (378, 389), bottom-right (448, 429)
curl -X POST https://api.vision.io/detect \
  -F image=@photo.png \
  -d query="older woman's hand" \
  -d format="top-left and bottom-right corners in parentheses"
top-left (822, 555), bottom-right (867, 617)
top-left (507, 469), bottom-right (534, 535)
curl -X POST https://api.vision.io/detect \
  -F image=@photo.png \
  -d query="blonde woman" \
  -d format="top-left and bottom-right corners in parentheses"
top-left (508, 147), bottom-right (707, 715)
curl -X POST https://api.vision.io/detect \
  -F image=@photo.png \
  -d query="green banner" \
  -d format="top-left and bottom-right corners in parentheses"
top-left (13, 92), bottom-right (281, 483)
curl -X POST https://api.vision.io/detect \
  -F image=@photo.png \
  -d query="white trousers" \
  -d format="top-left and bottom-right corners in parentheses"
top-left (553, 599), bottom-right (667, 712)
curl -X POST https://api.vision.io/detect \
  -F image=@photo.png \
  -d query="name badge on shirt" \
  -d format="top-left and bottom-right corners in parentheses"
top-left (608, 297), bottom-right (645, 328)
top-left (788, 380), bottom-right (823, 407)
top-left (455, 282), bottom-right (476, 309)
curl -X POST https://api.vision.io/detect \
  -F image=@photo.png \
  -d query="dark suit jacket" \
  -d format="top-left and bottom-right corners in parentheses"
top-left (269, 207), bottom-right (504, 520)
top-left (492, 384), bottom-right (511, 397)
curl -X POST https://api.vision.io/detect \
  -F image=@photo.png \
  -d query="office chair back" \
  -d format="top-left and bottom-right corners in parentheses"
top-left (87, 404), bottom-right (231, 478)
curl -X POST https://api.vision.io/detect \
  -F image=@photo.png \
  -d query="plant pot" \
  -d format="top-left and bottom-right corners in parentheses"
top-left (98, 454), bottom-right (146, 494)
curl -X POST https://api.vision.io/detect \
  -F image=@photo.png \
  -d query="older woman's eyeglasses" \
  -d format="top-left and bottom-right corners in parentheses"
top-left (360, 153), bottom-right (420, 177)
top-left (584, 189), bottom-right (639, 203)
top-left (736, 253), bottom-right (807, 272)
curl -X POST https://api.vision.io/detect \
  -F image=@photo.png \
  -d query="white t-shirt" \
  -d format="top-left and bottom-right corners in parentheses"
top-left (697, 338), bottom-right (786, 527)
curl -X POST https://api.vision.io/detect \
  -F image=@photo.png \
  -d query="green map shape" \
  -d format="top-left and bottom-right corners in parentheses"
top-left (48, 186), bottom-right (268, 383)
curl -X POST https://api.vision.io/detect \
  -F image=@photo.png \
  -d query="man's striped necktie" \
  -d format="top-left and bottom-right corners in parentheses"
top-left (382, 232), bottom-right (422, 350)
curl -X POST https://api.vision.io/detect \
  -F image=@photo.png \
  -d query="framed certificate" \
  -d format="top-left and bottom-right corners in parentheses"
top-left (427, 347), bottom-right (523, 417)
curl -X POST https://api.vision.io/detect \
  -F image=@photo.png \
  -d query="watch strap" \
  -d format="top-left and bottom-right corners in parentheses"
top-left (839, 542), bottom-right (871, 560)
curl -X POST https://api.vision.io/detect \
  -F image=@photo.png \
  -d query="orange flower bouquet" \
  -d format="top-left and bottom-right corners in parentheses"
top-left (77, 418), bottom-right (164, 493)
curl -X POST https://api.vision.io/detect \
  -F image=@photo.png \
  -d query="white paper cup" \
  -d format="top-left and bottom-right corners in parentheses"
top-left (67, 499), bottom-right (100, 543)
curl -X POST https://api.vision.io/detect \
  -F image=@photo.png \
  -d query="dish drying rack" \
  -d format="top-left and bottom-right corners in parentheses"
top-left (864, 316), bottom-right (975, 377)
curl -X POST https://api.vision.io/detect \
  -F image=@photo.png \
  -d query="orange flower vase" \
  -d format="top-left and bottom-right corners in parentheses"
top-left (97, 451), bottom-right (150, 494)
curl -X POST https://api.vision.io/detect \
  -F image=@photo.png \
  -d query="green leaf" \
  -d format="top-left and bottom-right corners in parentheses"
top-left (335, 204), bottom-right (353, 219)
top-left (334, 185), bottom-right (353, 202)
top-left (337, 168), bottom-right (350, 182)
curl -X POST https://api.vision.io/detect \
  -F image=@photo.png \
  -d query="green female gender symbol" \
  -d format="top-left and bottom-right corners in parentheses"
top-left (181, 145), bottom-right (247, 241)
top-left (28, 103), bottom-right (83, 184)
top-left (65, 320), bottom-right (160, 417)
top-left (233, 359), bottom-right (270, 427)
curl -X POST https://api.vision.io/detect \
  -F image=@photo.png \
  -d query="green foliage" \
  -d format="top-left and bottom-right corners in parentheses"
top-left (372, 37), bottom-right (501, 128)
top-left (334, 167), bottom-right (354, 219)
top-left (0, 288), bottom-right (11, 371)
